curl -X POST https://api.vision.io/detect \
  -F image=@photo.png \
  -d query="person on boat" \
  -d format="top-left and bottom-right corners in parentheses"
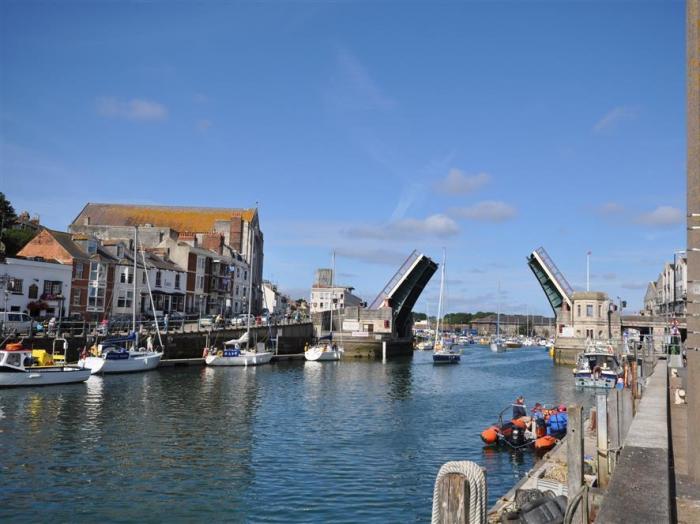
top-left (547, 405), bottom-right (568, 437)
top-left (530, 403), bottom-right (547, 438)
top-left (147, 335), bottom-right (154, 352)
top-left (512, 396), bottom-right (527, 419)
top-left (48, 317), bottom-right (57, 335)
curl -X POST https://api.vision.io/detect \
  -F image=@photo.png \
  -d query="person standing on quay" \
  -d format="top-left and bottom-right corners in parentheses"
top-left (163, 313), bottom-right (169, 333)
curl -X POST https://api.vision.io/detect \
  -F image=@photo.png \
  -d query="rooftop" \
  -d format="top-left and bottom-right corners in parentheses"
top-left (72, 203), bottom-right (258, 233)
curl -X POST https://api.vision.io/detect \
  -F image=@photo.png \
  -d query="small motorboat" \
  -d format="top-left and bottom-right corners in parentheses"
top-left (573, 341), bottom-right (622, 388)
top-left (480, 404), bottom-right (566, 452)
top-left (0, 342), bottom-right (91, 388)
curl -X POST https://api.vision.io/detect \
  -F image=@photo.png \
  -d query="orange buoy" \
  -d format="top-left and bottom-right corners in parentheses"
top-left (534, 435), bottom-right (558, 451)
top-left (511, 417), bottom-right (527, 429)
top-left (480, 426), bottom-right (499, 444)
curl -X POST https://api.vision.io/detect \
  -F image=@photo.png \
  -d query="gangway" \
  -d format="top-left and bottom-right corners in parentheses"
top-left (527, 247), bottom-right (573, 314)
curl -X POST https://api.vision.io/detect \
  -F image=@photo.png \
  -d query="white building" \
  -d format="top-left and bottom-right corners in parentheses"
top-left (261, 281), bottom-right (289, 317)
top-left (0, 257), bottom-right (73, 318)
top-left (310, 285), bottom-right (363, 314)
top-left (645, 254), bottom-right (687, 317)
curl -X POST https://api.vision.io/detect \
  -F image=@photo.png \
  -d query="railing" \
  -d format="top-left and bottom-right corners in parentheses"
top-left (533, 247), bottom-right (574, 299)
top-left (0, 315), bottom-right (313, 339)
top-left (368, 250), bottom-right (421, 310)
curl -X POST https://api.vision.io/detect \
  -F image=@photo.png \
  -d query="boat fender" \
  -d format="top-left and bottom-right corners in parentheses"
top-left (217, 350), bottom-right (223, 357)
top-left (480, 426), bottom-right (499, 444)
top-left (512, 418), bottom-right (528, 429)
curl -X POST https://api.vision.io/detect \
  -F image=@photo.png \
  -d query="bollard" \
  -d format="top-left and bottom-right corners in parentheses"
top-left (596, 394), bottom-right (609, 488)
top-left (431, 461), bottom-right (487, 524)
top-left (607, 389), bottom-right (621, 475)
top-left (382, 341), bottom-right (386, 363)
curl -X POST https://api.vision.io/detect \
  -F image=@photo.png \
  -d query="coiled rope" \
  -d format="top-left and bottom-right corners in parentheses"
top-left (431, 461), bottom-right (487, 524)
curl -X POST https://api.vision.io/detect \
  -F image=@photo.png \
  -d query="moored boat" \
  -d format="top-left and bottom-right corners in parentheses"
top-left (79, 334), bottom-right (162, 374)
top-left (573, 340), bottom-right (622, 388)
top-left (0, 343), bottom-right (91, 387)
top-left (432, 249), bottom-right (460, 364)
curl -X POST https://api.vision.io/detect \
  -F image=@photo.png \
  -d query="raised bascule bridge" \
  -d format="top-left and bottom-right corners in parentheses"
top-left (317, 250), bottom-right (438, 359)
top-left (527, 246), bottom-right (672, 364)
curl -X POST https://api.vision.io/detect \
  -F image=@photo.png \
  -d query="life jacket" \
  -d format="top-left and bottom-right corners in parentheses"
top-left (548, 412), bottom-right (568, 435)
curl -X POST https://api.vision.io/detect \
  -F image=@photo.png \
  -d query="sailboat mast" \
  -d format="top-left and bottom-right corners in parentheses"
top-left (436, 248), bottom-right (446, 342)
top-left (132, 227), bottom-right (137, 335)
top-left (330, 250), bottom-right (335, 337)
top-left (496, 281), bottom-right (501, 337)
top-left (246, 227), bottom-right (255, 349)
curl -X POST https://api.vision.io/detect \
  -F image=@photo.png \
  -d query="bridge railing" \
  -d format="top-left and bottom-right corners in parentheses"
top-left (534, 247), bottom-right (574, 299)
top-left (369, 250), bottom-right (421, 309)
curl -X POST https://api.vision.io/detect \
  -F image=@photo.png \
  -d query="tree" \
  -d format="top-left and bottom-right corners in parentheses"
top-left (0, 192), bottom-right (17, 227)
top-left (413, 312), bottom-right (427, 321)
top-left (0, 193), bottom-right (36, 256)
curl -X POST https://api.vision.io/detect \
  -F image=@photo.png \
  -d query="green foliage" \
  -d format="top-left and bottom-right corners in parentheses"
top-left (441, 311), bottom-right (496, 325)
top-left (0, 192), bottom-right (16, 226)
top-left (413, 312), bottom-right (427, 321)
top-left (2, 228), bottom-right (35, 256)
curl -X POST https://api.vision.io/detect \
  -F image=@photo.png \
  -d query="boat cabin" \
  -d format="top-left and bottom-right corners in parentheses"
top-left (0, 347), bottom-right (34, 371)
top-left (576, 352), bottom-right (620, 374)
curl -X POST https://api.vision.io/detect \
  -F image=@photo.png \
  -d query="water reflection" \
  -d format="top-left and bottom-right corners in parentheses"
top-left (1, 347), bottom-right (587, 522)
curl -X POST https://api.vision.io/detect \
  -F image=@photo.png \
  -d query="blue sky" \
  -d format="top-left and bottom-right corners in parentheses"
top-left (0, 0), bottom-right (687, 315)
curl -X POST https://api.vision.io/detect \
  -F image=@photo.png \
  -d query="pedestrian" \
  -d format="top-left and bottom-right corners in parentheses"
top-left (512, 396), bottom-right (527, 419)
top-left (164, 313), bottom-right (169, 333)
top-left (48, 317), bottom-right (56, 336)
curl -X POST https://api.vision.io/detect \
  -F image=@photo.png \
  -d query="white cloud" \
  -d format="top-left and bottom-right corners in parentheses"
top-left (636, 206), bottom-right (683, 227)
top-left (96, 97), bottom-right (168, 121)
top-left (596, 202), bottom-right (624, 215)
top-left (345, 214), bottom-right (459, 240)
top-left (593, 106), bottom-right (638, 133)
top-left (335, 247), bottom-right (408, 266)
top-left (450, 201), bottom-right (516, 222)
top-left (436, 169), bottom-right (490, 194)
top-left (325, 47), bottom-right (395, 112)
top-left (196, 119), bottom-right (212, 132)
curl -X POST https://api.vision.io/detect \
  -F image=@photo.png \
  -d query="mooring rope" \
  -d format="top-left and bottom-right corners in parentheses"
top-left (431, 461), bottom-right (487, 524)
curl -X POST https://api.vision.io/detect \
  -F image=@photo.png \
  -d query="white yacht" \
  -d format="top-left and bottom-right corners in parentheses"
top-left (0, 343), bottom-right (91, 387)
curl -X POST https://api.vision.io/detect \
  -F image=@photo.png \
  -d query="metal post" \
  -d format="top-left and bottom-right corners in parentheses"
top-left (566, 404), bottom-right (585, 524)
top-left (382, 340), bottom-right (387, 363)
top-left (596, 393), bottom-right (609, 488)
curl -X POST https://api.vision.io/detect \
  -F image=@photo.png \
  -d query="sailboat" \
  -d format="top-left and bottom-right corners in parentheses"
top-left (433, 249), bottom-right (460, 364)
top-left (205, 228), bottom-right (273, 366)
top-left (490, 282), bottom-right (505, 353)
top-left (305, 251), bottom-right (344, 362)
top-left (78, 227), bottom-right (163, 374)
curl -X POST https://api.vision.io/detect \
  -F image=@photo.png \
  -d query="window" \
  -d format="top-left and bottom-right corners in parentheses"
top-left (72, 289), bottom-right (81, 306)
top-left (75, 262), bottom-right (84, 278)
top-left (196, 275), bottom-right (204, 290)
top-left (117, 290), bottom-right (133, 309)
top-left (87, 286), bottom-right (106, 311)
top-left (28, 284), bottom-right (38, 299)
top-left (197, 257), bottom-right (205, 271)
top-left (244, 271), bottom-right (248, 280)
top-left (156, 271), bottom-right (162, 287)
top-left (89, 262), bottom-right (106, 282)
top-left (237, 267), bottom-right (240, 277)
top-left (120, 270), bottom-right (134, 284)
top-left (42, 280), bottom-right (62, 297)
top-left (8, 278), bottom-right (23, 294)
top-left (598, 305), bottom-right (602, 317)
top-left (87, 240), bottom-right (97, 255)
top-left (142, 271), bottom-right (146, 284)
top-left (577, 304), bottom-right (581, 317)
top-left (243, 287), bottom-right (247, 297)
top-left (175, 274), bottom-right (181, 289)
top-left (586, 305), bottom-right (593, 317)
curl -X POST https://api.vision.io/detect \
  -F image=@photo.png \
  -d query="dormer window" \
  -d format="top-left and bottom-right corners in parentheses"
top-left (87, 240), bottom-right (97, 255)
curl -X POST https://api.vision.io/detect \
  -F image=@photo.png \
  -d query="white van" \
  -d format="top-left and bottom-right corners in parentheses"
top-left (0, 312), bottom-right (32, 334)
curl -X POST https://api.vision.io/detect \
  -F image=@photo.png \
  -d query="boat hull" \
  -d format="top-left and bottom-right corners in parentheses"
top-left (0, 366), bottom-right (91, 387)
top-left (574, 373), bottom-right (617, 388)
top-left (79, 352), bottom-right (163, 374)
top-left (205, 352), bottom-right (273, 366)
top-left (490, 343), bottom-right (505, 353)
top-left (305, 347), bottom-right (342, 361)
top-left (433, 352), bottom-right (460, 364)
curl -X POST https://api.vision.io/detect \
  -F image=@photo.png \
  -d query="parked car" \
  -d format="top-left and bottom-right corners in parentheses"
top-left (0, 312), bottom-right (32, 334)
top-left (231, 314), bottom-right (255, 327)
top-left (199, 315), bottom-right (218, 329)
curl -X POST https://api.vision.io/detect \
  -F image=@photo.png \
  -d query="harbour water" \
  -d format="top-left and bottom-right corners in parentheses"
top-left (1, 346), bottom-right (591, 523)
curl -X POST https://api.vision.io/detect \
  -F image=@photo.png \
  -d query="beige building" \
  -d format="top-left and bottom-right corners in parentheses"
top-left (566, 291), bottom-right (621, 340)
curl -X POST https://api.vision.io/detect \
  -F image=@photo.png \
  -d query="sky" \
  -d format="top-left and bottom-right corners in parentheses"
top-left (0, 0), bottom-right (687, 316)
